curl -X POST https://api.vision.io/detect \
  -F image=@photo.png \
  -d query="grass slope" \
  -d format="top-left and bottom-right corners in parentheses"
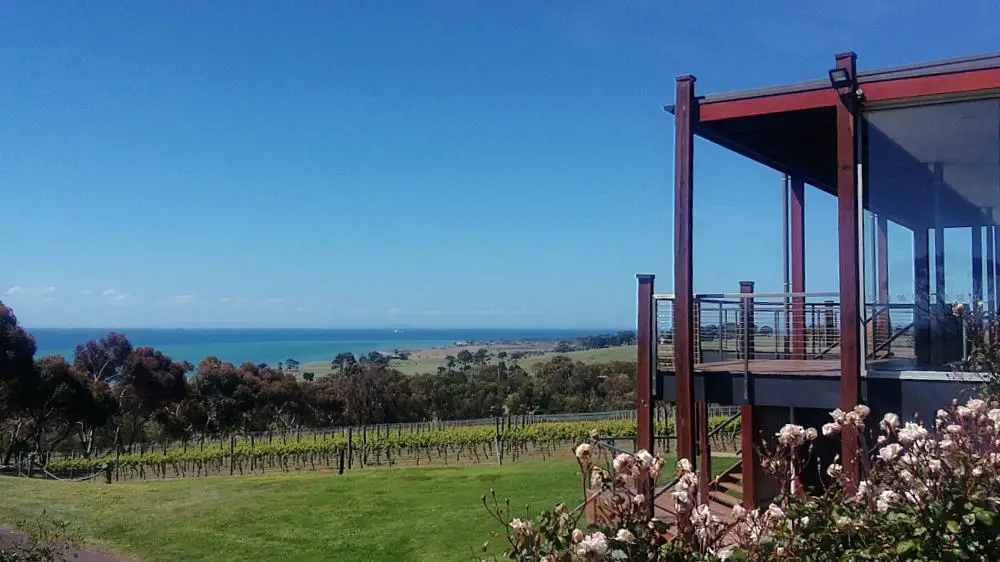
top-left (0, 462), bottom-right (586, 562)
top-left (303, 345), bottom-right (638, 377)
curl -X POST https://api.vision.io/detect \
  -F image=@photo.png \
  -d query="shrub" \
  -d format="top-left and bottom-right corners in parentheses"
top-left (480, 398), bottom-right (1000, 560)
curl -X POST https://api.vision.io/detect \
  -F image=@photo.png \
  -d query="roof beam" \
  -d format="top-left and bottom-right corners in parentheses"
top-left (863, 67), bottom-right (1000, 103)
top-left (699, 89), bottom-right (838, 122)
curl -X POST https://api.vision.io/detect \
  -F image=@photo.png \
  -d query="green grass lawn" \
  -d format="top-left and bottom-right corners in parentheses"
top-left (0, 461), bottom-right (586, 562)
top-left (0, 454), bottom-right (724, 561)
top-left (301, 346), bottom-right (638, 377)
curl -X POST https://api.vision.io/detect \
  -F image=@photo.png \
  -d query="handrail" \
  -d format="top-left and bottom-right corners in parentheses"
top-left (709, 449), bottom-right (743, 488)
top-left (696, 291), bottom-right (840, 299)
top-left (705, 412), bottom-right (740, 440)
top-left (867, 321), bottom-right (914, 359)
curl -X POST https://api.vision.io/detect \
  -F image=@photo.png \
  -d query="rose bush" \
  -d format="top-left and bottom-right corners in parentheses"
top-left (479, 397), bottom-right (1000, 561)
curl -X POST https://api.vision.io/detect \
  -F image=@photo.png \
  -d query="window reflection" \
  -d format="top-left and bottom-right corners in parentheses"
top-left (865, 98), bottom-right (1000, 371)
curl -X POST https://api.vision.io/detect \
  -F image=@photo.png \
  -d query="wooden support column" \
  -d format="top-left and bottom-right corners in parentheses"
top-left (790, 176), bottom-right (806, 360)
top-left (991, 225), bottom-right (998, 312)
top-left (740, 404), bottom-right (758, 509)
top-left (876, 216), bottom-right (890, 353)
top-left (740, 281), bottom-right (756, 359)
top-left (673, 74), bottom-right (697, 466)
top-left (973, 226), bottom-right (983, 304)
top-left (739, 279), bottom-right (758, 508)
top-left (636, 274), bottom-right (655, 512)
top-left (636, 275), bottom-right (655, 456)
top-left (914, 228), bottom-right (931, 365)
top-left (933, 164), bottom-right (946, 305)
top-left (697, 402), bottom-right (711, 504)
top-left (834, 52), bottom-right (862, 490)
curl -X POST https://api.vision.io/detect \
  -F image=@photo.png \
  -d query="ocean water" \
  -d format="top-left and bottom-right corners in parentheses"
top-left (28, 328), bottom-right (609, 367)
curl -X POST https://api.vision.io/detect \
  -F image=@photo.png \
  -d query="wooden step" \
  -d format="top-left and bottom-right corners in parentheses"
top-left (719, 481), bottom-right (744, 495)
top-left (729, 472), bottom-right (743, 482)
top-left (709, 490), bottom-right (740, 508)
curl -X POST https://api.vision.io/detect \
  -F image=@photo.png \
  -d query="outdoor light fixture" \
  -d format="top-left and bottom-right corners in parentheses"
top-left (828, 67), bottom-right (853, 90)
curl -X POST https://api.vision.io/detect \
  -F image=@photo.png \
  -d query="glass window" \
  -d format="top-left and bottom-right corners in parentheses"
top-left (864, 98), bottom-right (1000, 372)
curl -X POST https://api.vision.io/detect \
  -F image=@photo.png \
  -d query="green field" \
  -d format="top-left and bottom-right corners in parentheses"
top-left (0, 453), bottom-right (731, 561)
top-left (0, 461), bottom-right (583, 561)
top-left (302, 345), bottom-right (638, 377)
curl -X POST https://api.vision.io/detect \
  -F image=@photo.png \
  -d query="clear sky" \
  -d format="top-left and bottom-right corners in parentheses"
top-left (3, 1), bottom-right (1000, 329)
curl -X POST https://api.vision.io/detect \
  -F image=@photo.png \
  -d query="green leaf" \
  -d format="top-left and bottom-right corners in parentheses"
top-left (913, 526), bottom-right (927, 537)
top-left (963, 513), bottom-right (976, 526)
top-left (975, 510), bottom-right (994, 526)
top-left (947, 520), bottom-right (962, 534)
top-left (896, 540), bottom-right (916, 554)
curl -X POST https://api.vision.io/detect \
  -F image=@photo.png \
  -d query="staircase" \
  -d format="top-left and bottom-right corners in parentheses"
top-left (651, 458), bottom-right (744, 526)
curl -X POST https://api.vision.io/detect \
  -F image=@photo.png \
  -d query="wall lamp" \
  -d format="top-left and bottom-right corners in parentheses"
top-left (828, 66), bottom-right (863, 108)
top-left (828, 68), bottom-right (853, 90)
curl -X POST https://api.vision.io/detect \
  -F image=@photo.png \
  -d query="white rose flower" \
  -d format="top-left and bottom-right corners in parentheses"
top-left (967, 398), bottom-right (987, 414)
top-left (576, 532), bottom-right (608, 557)
top-left (878, 443), bottom-right (903, 462)
top-left (928, 458), bottom-right (942, 472)
top-left (776, 424), bottom-right (806, 447)
top-left (805, 427), bottom-right (818, 441)
top-left (572, 529), bottom-right (584, 543)
top-left (897, 422), bottom-right (927, 444)
top-left (731, 504), bottom-right (747, 520)
top-left (615, 529), bottom-right (634, 542)
top-left (634, 449), bottom-right (654, 469)
top-left (574, 443), bottom-right (592, 459)
top-left (677, 458), bottom-right (692, 473)
top-left (830, 408), bottom-right (847, 424)
top-left (827, 463), bottom-right (842, 477)
top-left (988, 409), bottom-right (1000, 424)
top-left (766, 503), bottom-right (785, 521)
top-left (881, 412), bottom-right (900, 429)
top-left (957, 406), bottom-right (974, 419)
top-left (946, 424), bottom-right (963, 435)
top-left (509, 518), bottom-right (534, 536)
top-left (854, 404), bottom-right (871, 418)
top-left (633, 494), bottom-right (645, 505)
top-left (822, 422), bottom-right (841, 436)
top-left (613, 453), bottom-right (633, 474)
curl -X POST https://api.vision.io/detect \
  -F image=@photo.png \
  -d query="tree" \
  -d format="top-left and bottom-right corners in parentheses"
top-left (285, 358), bottom-right (300, 372)
top-left (360, 351), bottom-right (389, 366)
top-left (116, 347), bottom-right (189, 446)
top-left (71, 332), bottom-right (133, 455)
top-left (759, 325), bottom-right (775, 337)
top-left (72, 332), bottom-right (133, 385)
top-left (301, 371), bottom-right (315, 382)
top-left (456, 349), bottom-right (474, 369)
top-left (444, 355), bottom-right (457, 373)
top-left (23, 356), bottom-right (114, 457)
top-left (553, 340), bottom-right (574, 353)
top-left (473, 348), bottom-right (491, 366)
top-left (331, 352), bottom-right (357, 371)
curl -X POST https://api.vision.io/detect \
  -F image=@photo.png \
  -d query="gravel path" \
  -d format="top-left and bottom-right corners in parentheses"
top-left (0, 526), bottom-right (132, 562)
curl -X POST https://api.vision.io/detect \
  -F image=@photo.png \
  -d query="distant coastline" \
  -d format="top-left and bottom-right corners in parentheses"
top-left (27, 327), bottom-right (624, 368)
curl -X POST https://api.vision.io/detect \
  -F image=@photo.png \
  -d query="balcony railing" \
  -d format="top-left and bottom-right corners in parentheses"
top-left (651, 290), bottom-right (923, 372)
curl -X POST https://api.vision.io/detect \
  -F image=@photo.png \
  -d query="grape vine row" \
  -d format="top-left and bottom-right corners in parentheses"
top-left (45, 416), bottom-right (740, 481)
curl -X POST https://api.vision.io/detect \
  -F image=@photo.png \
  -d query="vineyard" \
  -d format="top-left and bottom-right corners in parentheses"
top-left (36, 410), bottom-right (741, 482)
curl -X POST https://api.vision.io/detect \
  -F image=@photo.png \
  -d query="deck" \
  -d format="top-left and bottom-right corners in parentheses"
top-left (694, 359), bottom-right (841, 377)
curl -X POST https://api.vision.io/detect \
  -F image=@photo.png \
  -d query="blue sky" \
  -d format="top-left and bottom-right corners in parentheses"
top-left (2, 1), bottom-right (999, 329)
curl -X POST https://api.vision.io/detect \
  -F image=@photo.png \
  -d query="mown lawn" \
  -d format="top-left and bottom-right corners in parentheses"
top-left (0, 461), bottom-right (587, 562)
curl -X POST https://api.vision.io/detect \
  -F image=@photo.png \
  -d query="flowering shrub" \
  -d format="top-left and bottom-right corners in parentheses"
top-left (479, 399), bottom-right (1000, 560)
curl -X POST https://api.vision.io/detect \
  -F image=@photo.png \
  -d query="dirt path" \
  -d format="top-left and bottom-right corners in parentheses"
top-left (0, 526), bottom-right (133, 562)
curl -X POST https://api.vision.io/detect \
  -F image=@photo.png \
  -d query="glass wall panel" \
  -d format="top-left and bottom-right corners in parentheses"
top-left (865, 97), bottom-right (1000, 372)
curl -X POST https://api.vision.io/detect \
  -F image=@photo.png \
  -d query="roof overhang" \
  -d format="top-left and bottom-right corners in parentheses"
top-left (665, 52), bottom-right (1000, 228)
